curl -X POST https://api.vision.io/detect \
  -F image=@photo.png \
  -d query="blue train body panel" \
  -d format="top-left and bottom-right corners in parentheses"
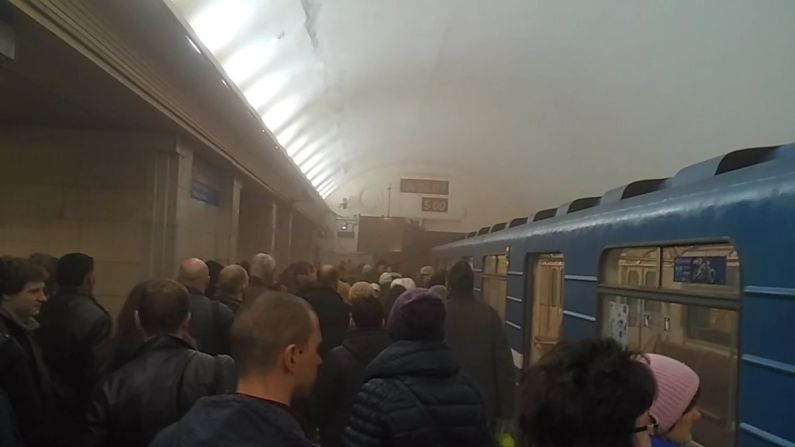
top-left (433, 143), bottom-right (795, 446)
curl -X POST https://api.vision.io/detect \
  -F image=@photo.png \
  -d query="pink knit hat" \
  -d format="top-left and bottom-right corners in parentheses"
top-left (647, 354), bottom-right (700, 433)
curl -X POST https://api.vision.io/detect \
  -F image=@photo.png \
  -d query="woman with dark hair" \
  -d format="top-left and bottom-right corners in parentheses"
top-left (519, 338), bottom-right (657, 447)
top-left (102, 281), bottom-right (147, 372)
top-left (380, 285), bottom-right (406, 320)
top-left (646, 354), bottom-right (702, 447)
top-left (0, 257), bottom-right (56, 447)
top-left (204, 260), bottom-right (224, 298)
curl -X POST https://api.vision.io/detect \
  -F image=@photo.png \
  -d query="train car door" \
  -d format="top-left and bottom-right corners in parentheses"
top-left (524, 253), bottom-right (565, 366)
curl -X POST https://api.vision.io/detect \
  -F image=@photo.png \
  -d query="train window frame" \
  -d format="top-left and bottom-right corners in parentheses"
top-left (481, 254), bottom-right (508, 319)
top-left (597, 240), bottom-right (741, 447)
top-left (525, 252), bottom-right (565, 366)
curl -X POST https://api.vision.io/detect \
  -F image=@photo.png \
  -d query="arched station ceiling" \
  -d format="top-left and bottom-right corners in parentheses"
top-left (167, 0), bottom-right (795, 225)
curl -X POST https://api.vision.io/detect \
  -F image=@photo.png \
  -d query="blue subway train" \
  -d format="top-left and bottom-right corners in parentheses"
top-left (432, 142), bottom-right (795, 447)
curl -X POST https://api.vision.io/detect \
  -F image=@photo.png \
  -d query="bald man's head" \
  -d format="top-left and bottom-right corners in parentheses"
top-left (177, 258), bottom-right (210, 293)
top-left (219, 264), bottom-right (249, 298)
top-left (317, 264), bottom-right (339, 288)
top-left (249, 253), bottom-right (276, 283)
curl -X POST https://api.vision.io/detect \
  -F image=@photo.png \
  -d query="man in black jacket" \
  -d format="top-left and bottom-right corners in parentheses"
top-left (177, 258), bottom-right (234, 355)
top-left (315, 297), bottom-right (390, 447)
top-left (0, 258), bottom-right (57, 447)
top-left (150, 292), bottom-right (320, 447)
top-left (303, 264), bottom-right (350, 357)
top-left (35, 253), bottom-right (111, 442)
top-left (214, 264), bottom-right (248, 314)
top-left (86, 279), bottom-right (235, 447)
top-left (344, 288), bottom-right (491, 447)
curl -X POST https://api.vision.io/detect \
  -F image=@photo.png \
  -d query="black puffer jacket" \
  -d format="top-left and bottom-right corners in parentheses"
top-left (86, 335), bottom-right (235, 447)
top-left (315, 328), bottom-right (391, 447)
top-left (343, 340), bottom-right (492, 447)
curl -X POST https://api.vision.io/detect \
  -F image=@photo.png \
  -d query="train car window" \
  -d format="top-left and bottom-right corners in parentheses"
top-left (599, 242), bottom-right (741, 447)
top-left (602, 247), bottom-right (660, 288)
top-left (527, 253), bottom-right (565, 364)
top-left (482, 255), bottom-right (507, 319)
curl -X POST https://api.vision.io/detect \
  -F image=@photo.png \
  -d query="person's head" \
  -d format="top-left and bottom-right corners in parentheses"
top-left (387, 288), bottom-right (445, 341)
top-left (28, 253), bottom-right (58, 296)
top-left (418, 265), bottom-right (434, 286)
top-left (231, 292), bottom-right (321, 399)
top-left (349, 281), bottom-right (376, 303)
top-left (293, 261), bottom-right (316, 289)
top-left (106, 281), bottom-right (148, 371)
top-left (205, 260), bottom-right (224, 296)
top-left (361, 264), bottom-right (373, 276)
top-left (429, 284), bottom-right (449, 300)
top-left (447, 260), bottom-right (474, 297)
top-left (351, 296), bottom-right (384, 329)
top-left (56, 252), bottom-right (95, 291)
top-left (520, 338), bottom-right (656, 447)
top-left (135, 279), bottom-right (191, 339)
top-left (379, 272), bottom-right (396, 287)
top-left (375, 261), bottom-right (387, 273)
top-left (177, 258), bottom-right (210, 293)
top-left (218, 264), bottom-right (249, 298)
top-left (317, 264), bottom-right (338, 289)
top-left (249, 253), bottom-right (276, 283)
top-left (428, 269), bottom-right (447, 288)
top-left (391, 277), bottom-right (416, 291)
top-left (647, 354), bottom-right (701, 444)
top-left (0, 258), bottom-right (48, 320)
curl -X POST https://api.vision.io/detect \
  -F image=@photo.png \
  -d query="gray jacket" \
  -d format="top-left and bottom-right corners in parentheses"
top-left (444, 293), bottom-right (515, 421)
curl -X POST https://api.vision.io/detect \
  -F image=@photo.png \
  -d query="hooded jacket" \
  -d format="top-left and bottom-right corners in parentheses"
top-left (343, 340), bottom-right (491, 447)
top-left (315, 328), bottom-right (391, 447)
top-left (150, 394), bottom-right (314, 447)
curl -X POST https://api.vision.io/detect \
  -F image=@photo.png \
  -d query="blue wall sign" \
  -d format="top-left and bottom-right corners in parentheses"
top-left (190, 179), bottom-right (220, 207)
top-left (673, 256), bottom-right (727, 285)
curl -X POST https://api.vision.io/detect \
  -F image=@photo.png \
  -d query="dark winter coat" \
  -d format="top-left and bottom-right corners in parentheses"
top-left (343, 340), bottom-right (492, 447)
top-left (36, 286), bottom-right (111, 407)
top-left (150, 394), bottom-right (314, 447)
top-left (186, 288), bottom-right (233, 355)
top-left (0, 313), bottom-right (56, 447)
top-left (86, 335), bottom-right (235, 447)
top-left (214, 295), bottom-right (243, 314)
top-left (302, 286), bottom-right (350, 356)
top-left (445, 292), bottom-right (515, 421)
top-left (315, 328), bottom-right (391, 447)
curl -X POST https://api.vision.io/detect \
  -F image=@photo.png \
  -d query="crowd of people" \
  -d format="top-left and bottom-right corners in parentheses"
top-left (0, 251), bottom-right (703, 447)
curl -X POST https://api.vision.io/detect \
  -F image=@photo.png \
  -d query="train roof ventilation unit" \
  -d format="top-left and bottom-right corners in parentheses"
top-left (466, 231), bottom-right (477, 238)
top-left (490, 222), bottom-right (507, 233)
top-left (601, 178), bottom-right (669, 204)
top-left (533, 208), bottom-right (557, 222)
top-left (477, 226), bottom-right (490, 236)
top-left (671, 144), bottom-right (791, 188)
top-left (509, 217), bottom-right (528, 228)
top-left (556, 197), bottom-right (600, 216)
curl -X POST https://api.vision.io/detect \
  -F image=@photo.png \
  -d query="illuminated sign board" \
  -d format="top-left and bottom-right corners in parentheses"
top-left (422, 197), bottom-right (449, 213)
top-left (400, 178), bottom-right (449, 195)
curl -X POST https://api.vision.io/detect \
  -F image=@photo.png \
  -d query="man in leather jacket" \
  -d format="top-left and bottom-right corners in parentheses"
top-left (86, 279), bottom-right (236, 447)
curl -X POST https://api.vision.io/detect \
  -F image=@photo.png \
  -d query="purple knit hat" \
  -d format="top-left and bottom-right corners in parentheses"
top-left (387, 288), bottom-right (446, 341)
top-left (647, 354), bottom-right (700, 433)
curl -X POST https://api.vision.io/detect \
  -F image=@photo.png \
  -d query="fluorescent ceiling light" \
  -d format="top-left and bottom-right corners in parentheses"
top-left (222, 38), bottom-right (277, 85)
top-left (299, 151), bottom-right (325, 175)
top-left (262, 96), bottom-right (301, 132)
top-left (185, 35), bottom-right (201, 54)
top-left (189, 0), bottom-right (253, 53)
top-left (244, 72), bottom-right (288, 110)
top-left (313, 170), bottom-right (336, 190)
top-left (319, 182), bottom-right (337, 198)
top-left (306, 160), bottom-right (331, 182)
